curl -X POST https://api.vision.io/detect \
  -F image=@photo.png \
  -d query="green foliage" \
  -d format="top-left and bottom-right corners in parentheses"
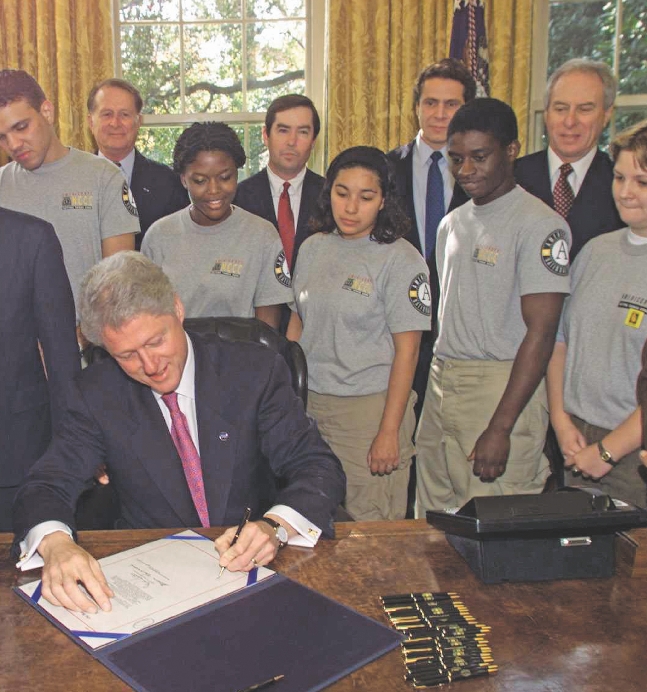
top-left (120, 0), bottom-right (306, 169)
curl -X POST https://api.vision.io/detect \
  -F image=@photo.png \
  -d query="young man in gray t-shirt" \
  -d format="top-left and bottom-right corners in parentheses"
top-left (415, 98), bottom-right (571, 514)
top-left (0, 70), bottom-right (139, 322)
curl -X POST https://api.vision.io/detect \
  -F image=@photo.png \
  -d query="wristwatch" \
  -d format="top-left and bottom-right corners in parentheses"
top-left (597, 440), bottom-right (619, 467)
top-left (259, 517), bottom-right (288, 549)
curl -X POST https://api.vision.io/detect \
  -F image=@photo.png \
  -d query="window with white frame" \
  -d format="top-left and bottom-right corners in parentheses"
top-left (113, 0), bottom-right (325, 177)
top-left (528, 0), bottom-right (647, 153)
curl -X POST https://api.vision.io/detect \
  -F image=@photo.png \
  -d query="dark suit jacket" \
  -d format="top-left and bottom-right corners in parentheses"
top-left (387, 140), bottom-right (469, 257)
top-left (234, 167), bottom-right (325, 271)
top-left (130, 149), bottom-right (189, 249)
top-left (0, 207), bottom-right (79, 488)
top-left (515, 148), bottom-right (624, 259)
top-left (13, 332), bottom-right (345, 539)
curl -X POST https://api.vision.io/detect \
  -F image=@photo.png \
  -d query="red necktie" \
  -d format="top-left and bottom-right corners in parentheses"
top-left (277, 181), bottom-right (295, 268)
top-left (553, 163), bottom-right (574, 219)
top-left (162, 392), bottom-right (210, 527)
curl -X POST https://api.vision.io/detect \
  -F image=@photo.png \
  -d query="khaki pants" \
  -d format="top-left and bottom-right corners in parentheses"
top-left (307, 390), bottom-right (416, 521)
top-left (415, 358), bottom-right (550, 516)
top-left (565, 415), bottom-right (647, 509)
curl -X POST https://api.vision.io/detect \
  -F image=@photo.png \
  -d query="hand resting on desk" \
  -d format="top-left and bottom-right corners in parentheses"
top-left (37, 532), bottom-right (114, 614)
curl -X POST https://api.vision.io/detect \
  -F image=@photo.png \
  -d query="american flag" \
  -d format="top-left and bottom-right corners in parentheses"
top-left (449, 0), bottom-right (490, 97)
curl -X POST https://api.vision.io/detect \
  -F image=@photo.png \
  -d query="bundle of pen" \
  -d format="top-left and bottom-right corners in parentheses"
top-left (380, 592), bottom-right (497, 688)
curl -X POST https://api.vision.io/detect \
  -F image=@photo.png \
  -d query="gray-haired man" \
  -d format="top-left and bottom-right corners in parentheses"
top-left (13, 252), bottom-right (345, 614)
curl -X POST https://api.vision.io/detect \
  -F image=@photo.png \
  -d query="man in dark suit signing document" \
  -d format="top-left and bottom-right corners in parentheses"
top-left (13, 252), bottom-right (345, 614)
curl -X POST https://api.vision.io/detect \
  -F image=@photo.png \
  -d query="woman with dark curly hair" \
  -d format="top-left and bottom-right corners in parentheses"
top-left (287, 146), bottom-right (431, 520)
top-left (141, 122), bottom-right (291, 328)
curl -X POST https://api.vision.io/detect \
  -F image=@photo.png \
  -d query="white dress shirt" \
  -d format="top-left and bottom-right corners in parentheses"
top-left (98, 148), bottom-right (136, 186)
top-left (412, 132), bottom-right (455, 257)
top-left (547, 145), bottom-right (597, 198)
top-left (266, 164), bottom-right (307, 229)
top-left (17, 333), bottom-right (320, 570)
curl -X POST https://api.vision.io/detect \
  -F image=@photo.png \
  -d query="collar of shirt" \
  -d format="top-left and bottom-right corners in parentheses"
top-left (98, 148), bottom-right (135, 186)
top-left (153, 331), bottom-right (200, 452)
top-left (547, 145), bottom-right (597, 198)
top-left (266, 164), bottom-right (307, 199)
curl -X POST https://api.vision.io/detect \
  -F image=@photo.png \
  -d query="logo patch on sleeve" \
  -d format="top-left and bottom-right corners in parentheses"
top-left (541, 229), bottom-right (569, 275)
top-left (274, 250), bottom-right (291, 287)
top-left (409, 273), bottom-right (431, 316)
top-left (121, 182), bottom-right (139, 217)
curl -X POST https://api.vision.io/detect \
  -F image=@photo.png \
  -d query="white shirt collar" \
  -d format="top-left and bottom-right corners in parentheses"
top-left (152, 331), bottom-right (196, 404)
top-left (98, 147), bottom-right (136, 186)
top-left (266, 164), bottom-right (307, 198)
top-left (547, 145), bottom-right (597, 197)
top-left (414, 131), bottom-right (448, 167)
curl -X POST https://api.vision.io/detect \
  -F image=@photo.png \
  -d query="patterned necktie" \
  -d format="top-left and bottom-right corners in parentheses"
top-left (425, 150), bottom-right (445, 259)
top-left (277, 181), bottom-right (295, 268)
top-left (161, 392), bottom-right (210, 527)
top-left (553, 163), bottom-right (574, 219)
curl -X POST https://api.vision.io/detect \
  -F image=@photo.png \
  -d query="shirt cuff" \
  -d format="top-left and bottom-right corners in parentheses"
top-left (266, 505), bottom-right (321, 547)
top-left (16, 521), bottom-right (73, 571)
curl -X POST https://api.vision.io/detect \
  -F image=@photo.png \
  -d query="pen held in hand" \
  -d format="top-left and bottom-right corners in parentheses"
top-left (218, 506), bottom-right (252, 578)
top-left (235, 674), bottom-right (284, 692)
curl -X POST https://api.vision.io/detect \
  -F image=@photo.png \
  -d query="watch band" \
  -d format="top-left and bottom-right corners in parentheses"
top-left (597, 440), bottom-right (619, 467)
top-left (259, 517), bottom-right (288, 548)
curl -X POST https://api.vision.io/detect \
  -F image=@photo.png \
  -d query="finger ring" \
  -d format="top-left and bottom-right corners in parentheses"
top-left (251, 557), bottom-right (257, 567)
top-left (573, 467), bottom-right (580, 475)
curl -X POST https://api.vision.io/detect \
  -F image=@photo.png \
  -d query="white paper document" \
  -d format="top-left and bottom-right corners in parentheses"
top-left (17, 530), bottom-right (273, 649)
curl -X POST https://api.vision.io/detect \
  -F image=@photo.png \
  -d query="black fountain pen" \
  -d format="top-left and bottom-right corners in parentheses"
top-left (218, 506), bottom-right (252, 578)
top-left (235, 674), bottom-right (285, 692)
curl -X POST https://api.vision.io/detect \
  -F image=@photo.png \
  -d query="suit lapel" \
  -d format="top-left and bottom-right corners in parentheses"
top-left (258, 169), bottom-right (278, 227)
top-left (127, 379), bottom-right (200, 526)
top-left (192, 334), bottom-right (238, 527)
top-left (402, 143), bottom-right (423, 254)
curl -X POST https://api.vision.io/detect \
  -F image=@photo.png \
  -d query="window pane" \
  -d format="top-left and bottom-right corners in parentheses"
top-left (121, 25), bottom-right (182, 115)
top-left (246, 21), bottom-right (306, 113)
top-left (615, 108), bottom-right (647, 134)
top-left (136, 126), bottom-right (187, 166)
top-left (119, 0), bottom-right (179, 22)
top-left (619, 0), bottom-right (647, 96)
top-left (548, 1), bottom-right (614, 75)
top-left (184, 24), bottom-right (243, 113)
top-left (182, 0), bottom-right (242, 21)
top-left (246, 0), bottom-right (305, 19)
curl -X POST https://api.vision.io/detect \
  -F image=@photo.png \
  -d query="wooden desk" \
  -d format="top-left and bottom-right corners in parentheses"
top-left (2, 520), bottom-right (646, 691)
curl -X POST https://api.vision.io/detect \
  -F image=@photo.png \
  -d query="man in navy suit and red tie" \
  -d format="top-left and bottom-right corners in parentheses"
top-left (234, 94), bottom-right (324, 276)
top-left (13, 253), bottom-right (345, 614)
top-left (515, 59), bottom-right (623, 260)
top-left (387, 59), bottom-right (477, 419)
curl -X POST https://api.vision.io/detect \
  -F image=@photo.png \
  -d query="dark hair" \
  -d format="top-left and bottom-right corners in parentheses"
top-left (310, 146), bottom-right (410, 244)
top-left (0, 69), bottom-right (46, 110)
top-left (413, 58), bottom-right (477, 111)
top-left (87, 78), bottom-right (143, 113)
top-left (448, 97), bottom-right (518, 146)
top-left (610, 119), bottom-right (647, 170)
top-left (173, 122), bottom-right (246, 174)
top-left (265, 94), bottom-right (320, 138)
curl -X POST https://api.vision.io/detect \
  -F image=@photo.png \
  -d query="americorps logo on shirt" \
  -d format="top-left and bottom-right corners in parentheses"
top-left (211, 258), bottom-right (243, 277)
top-left (62, 191), bottom-right (93, 210)
top-left (541, 229), bottom-right (569, 276)
top-left (121, 181), bottom-right (139, 217)
top-left (342, 275), bottom-right (373, 297)
top-left (409, 273), bottom-right (431, 316)
top-left (274, 250), bottom-right (291, 287)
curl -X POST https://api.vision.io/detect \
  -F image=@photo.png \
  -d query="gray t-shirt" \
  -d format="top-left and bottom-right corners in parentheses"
top-left (293, 231), bottom-right (431, 396)
top-left (435, 185), bottom-right (571, 361)
top-left (560, 229), bottom-right (647, 429)
top-left (141, 206), bottom-right (291, 318)
top-left (0, 148), bottom-right (140, 309)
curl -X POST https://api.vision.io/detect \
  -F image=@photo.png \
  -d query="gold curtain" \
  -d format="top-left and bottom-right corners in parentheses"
top-left (0, 0), bottom-right (114, 153)
top-left (327, 0), bottom-right (533, 161)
